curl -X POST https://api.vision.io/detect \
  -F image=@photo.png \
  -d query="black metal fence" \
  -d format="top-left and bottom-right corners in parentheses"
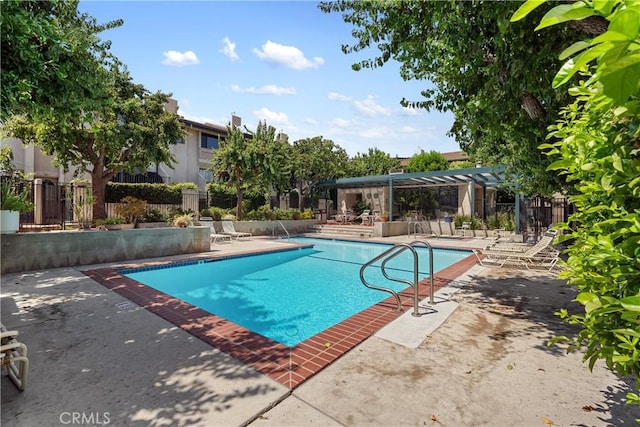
top-left (519, 196), bottom-right (574, 239)
top-left (14, 180), bottom-right (210, 230)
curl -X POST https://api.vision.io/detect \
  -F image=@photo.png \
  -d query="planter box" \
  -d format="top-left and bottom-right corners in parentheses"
top-left (104, 223), bottom-right (135, 230)
top-left (135, 222), bottom-right (171, 229)
top-left (1, 227), bottom-right (210, 274)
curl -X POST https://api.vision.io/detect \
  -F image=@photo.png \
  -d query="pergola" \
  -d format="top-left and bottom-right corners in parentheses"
top-left (318, 165), bottom-right (522, 231)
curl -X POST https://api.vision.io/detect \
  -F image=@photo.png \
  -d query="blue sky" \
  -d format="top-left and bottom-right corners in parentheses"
top-left (79, 1), bottom-right (459, 158)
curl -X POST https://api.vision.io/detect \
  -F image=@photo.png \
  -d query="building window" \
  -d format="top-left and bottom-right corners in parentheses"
top-left (201, 133), bottom-right (219, 149)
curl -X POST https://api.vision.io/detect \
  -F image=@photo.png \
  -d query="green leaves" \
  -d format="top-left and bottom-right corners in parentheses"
top-left (510, 0), bottom-right (547, 22)
top-left (523, 0), bottom-right (640, 400)
top-left (535, 2), bottom-right (596, 31)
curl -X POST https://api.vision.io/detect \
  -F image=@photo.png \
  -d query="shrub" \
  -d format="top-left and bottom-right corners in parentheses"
top-left (143, 208), bottom-right (165, 223)
top-left (95, 217), bottom-right (125, 225)
top-left (453, 214), bottom-right (481, 230)
top-left (301, 209), bottom-right (315, 219)
top-left (106, 183), bottom-right (182, 204)
top-left (114, 196), bottom-right (147, 225)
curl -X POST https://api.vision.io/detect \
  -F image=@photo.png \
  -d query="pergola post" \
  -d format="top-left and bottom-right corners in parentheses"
top-left (388, 177), bottom-right (394, 221)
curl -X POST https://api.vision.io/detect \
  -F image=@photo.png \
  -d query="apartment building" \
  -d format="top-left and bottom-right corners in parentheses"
top-left (2, 99), bottom-right (241, 191)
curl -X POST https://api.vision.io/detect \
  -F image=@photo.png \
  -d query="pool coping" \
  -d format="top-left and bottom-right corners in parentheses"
top-left (84, 242), bottom-right (478, 390)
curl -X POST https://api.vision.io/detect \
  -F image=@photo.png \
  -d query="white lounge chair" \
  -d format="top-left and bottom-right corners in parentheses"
top-left (221, 220), bottom-right (252, 240)
top-left (356, 210), bottom-right (373, 226)
top-left (487, 229), bottom-right (558, 252)
top-left (1, 324), bottom-right (28, 391)
top-left (472, 230), bottom-right (560, 270)
top-left (199, 217), bottom-right (232, 243)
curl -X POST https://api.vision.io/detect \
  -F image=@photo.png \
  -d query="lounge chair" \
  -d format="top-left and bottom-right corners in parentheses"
top-left (199, 217), bottom-right (232, 243)
top-left (1, 324), bottom-right (28, 391)
top-left (487, 229), bottom-right (558, 252)
top-left (356, 210), bottom-right (373, 226)
top-left (472, 230), bottom-right (560, 270)
top-left (221, 220), bottom-right (252, 240)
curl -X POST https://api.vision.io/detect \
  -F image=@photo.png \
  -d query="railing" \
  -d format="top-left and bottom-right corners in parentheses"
top-left (273, 220), bottom-right (290, 240)
top-left (359, 240), bottom-right (434, 316)
top-left (407, 221), bottom-right (431, 237)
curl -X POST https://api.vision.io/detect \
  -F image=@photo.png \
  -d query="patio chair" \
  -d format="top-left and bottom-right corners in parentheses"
top-left (1, 324), bottom-right (28, 391)
top-left (472, 232), bottom-right (560, 270)
top-left (221, 220), bottom-right (252, 240)
top-left (356, 210), bottom-right (373, 226)
top-left (199, 217), bottom-right (232, 243)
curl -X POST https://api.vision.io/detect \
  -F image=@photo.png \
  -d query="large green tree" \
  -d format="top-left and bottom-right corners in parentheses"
top-left (1, 0), bottom-right (121, 121)
top-left (513, 0), bottom-right (639, 407)
top-left (2, 0), bottom-right (184, 220)
top-left (319, 0), bottom-right (599, 195)
top-left (6, 65), bottom-right (184, 220)
top-left (291, 137), bottom-right (349, 211)
top-left (213, 121), bottom-right (289, 219)
top-left (345, 147), bottom-right (401, 177)
top-left (405, 150), bottom-right (448, 173)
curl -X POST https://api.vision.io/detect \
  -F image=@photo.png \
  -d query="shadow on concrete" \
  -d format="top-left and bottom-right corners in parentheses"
top-left (0, 268), bottom-right (286, 427)
top-left (440, 267), bottom-right (639, 425)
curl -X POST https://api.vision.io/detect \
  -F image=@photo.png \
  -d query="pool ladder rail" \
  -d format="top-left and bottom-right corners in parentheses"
top-left (272, 220), bottom-right (290, 241)
top-left (359, 240), bottom-right (434, 317)
top-left (408, 221), bottom-right (433, 238)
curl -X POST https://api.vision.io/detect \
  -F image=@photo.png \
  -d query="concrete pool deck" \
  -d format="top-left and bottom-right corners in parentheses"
top-left (1, 235), bottom-right (639, 426)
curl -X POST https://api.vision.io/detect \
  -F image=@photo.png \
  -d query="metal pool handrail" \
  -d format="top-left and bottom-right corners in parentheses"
top-left (273, 220), bottom-right (290, 241)
top-left (359, 240), bottom-right (434, 316)
top-left (408, 221), bottom-right (431, 238)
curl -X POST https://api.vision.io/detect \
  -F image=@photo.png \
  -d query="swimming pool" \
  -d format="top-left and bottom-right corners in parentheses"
top-left (122, 237), bottom-right (470, 346)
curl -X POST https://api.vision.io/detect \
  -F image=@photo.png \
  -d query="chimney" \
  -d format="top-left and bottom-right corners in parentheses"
top-left (165, 98), bottom-right (178, 114)
top-left (231, 114), bottom-right (241, 127)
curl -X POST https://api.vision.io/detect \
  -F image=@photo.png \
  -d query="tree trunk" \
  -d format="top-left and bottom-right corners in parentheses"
top-left (236, 186), bottom-right (244, 220)
top-left (297, 183), bottom-right (305, 213)
top-left (520, 92), bottom-right (545, 120)
top-left (569, 15), bottom-right (608, 35)
top-left (91, 170), bottom-right (108, 221)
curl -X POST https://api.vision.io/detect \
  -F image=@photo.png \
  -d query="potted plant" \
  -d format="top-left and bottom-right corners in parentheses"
top-left (1, 147), bottom-right (34, 233)
top-left (380, 212), bottom-right (389, 223)
top-left (0, 182), bottom-right (33, 233)
top-left (173, 213), bottom-right (194, 228)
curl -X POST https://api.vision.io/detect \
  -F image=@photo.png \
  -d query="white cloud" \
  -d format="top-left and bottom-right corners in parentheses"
top-left (329, 118), bottom-right (353, 128)
top-left (399, 126), bottom-right (417, 133)
top-left (253, 40), bottom-right (324, 70)
top-left (328, 92), bottom-right (352, 102)
top-left (354, 95), bottom-right (392, 117)
top-left (231, 84), bottom-right (296, 95)
top-left (252, 107), bottom-right (289, 124)
top-left (162, 50), bottom-right (199, 66)
top-left (358, 126), bottom-right (393, 139)
top-left (401, 106), bottom-right (420, 116)
top-left (221, 37), bottom-right (240, 61)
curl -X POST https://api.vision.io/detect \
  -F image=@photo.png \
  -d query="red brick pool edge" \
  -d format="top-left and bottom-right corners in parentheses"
top-left (84, 251), bottom-right (477, 390)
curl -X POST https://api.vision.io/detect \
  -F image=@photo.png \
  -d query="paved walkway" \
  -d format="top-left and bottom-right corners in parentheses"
top-left (1, 235), bottom-right (638, 426)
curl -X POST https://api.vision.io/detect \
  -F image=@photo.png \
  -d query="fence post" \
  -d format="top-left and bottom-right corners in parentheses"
top-left (182, 189), bottom-right (198, 215)
top-left (33, 179), bottom-right (44, 225)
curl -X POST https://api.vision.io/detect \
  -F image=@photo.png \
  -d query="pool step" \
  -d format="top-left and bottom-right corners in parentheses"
top-left (309, 224), bottom-right (375, 238)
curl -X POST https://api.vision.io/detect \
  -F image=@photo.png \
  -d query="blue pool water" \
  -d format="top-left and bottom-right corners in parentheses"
top-left (123, 237), bottom-right (470, 346)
